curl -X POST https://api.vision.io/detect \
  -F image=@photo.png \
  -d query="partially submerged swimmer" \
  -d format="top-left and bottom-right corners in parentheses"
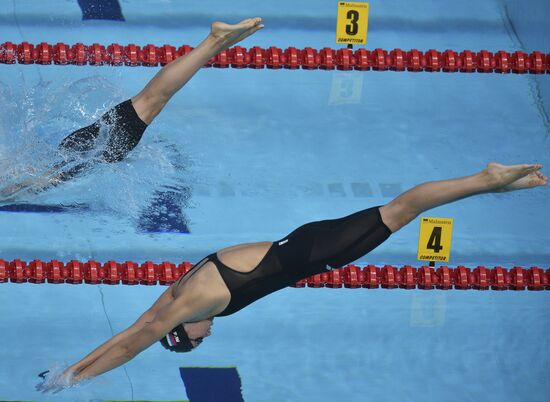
top-left (1, 17), bottom-right (264, 201)
top-left (36, 162), bottom-right (547, 392)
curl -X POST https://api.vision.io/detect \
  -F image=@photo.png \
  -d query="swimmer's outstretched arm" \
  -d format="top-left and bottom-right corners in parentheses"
top-left (131, 18), bottom-right (264, 125)
top-left (61, 286), bottom-right (176, 381)
top-left (37, 294), bottom-right (204, 393)
top-left (72, 301), bottom-right (192, 382)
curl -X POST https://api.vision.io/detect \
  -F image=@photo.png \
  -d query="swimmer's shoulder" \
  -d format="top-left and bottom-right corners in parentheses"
top-left (172, 261), bottom-right (231, 319)
top-left (172, 259), bottom-right (228, 298)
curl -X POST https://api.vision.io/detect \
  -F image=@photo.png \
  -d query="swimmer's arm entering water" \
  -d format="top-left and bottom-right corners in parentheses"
top-left (37, 300), bottom-right (193, 393)
top-left (37, 298), bottom-right (197, 393)
top-left (69, 296), bottom-right (211, 384)
top-left (0, 167), bottom-right (64, 201)
top-left (63, 281), bottom-right (225, 387)
top-left (63, 285), bottom-right (177, 378)
top-left (63, 267), bottom-right (230, 388)
top-left (36, 285), bottom-right (175, 393)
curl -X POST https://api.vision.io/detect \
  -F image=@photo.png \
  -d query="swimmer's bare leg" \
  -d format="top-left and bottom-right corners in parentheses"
top-left (379, 162), bottom-right (547, 232)
top-left (131, 18), bottom-right (264, 124)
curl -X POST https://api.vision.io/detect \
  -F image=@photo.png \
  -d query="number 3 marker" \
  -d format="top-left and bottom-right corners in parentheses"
top-left (336, 2), bottom-right (370, 45)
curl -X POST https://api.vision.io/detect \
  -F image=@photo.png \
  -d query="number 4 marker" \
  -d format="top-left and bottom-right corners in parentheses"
top-left (417, 217), bottom-right (454, 264)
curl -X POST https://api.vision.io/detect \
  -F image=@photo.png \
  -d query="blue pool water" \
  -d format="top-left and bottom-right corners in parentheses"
top-left (0, 1), bottom-right (549, 401)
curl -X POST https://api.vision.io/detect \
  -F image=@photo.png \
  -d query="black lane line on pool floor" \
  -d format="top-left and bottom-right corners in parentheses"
top-left (99, 285), bottom-right (136, 401)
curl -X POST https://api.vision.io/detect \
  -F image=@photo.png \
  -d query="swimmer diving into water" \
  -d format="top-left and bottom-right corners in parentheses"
top-left (36, 161), bottom-right (547, 393)
top-left (0, 18), bottom-right (264, 200)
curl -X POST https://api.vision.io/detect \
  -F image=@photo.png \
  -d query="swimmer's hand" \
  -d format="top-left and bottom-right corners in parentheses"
top-left (35, 368), bottom-right (77, 394)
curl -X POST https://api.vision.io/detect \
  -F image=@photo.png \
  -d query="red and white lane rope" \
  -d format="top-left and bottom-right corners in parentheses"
top-left (1, 41), bottom-right (549, 73)
top-left (1, 258), bottom-right (548, 290)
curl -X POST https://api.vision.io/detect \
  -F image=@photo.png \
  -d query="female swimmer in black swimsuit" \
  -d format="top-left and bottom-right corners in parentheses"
top-left (0, 18), bottom-right (264, 200)
top-left (37, 158), bottom-right (547, 392)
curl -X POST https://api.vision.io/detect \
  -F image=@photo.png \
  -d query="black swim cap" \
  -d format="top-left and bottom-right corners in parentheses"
top-left (160, 324), bottom-right (194, 353)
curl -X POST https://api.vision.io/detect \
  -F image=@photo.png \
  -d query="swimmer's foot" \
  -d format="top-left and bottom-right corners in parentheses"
top-left (485, 162), bottom-right (547, 192)
top-left (209, 18), bottom-right (264, 50)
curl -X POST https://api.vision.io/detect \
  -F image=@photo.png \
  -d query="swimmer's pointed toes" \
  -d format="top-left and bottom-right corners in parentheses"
top-left (239, 17), bottom-right (261, 27)
top-left (251, 24), bottom-right (265, 34)
top-left (524, 164), bottom-right (541, 174)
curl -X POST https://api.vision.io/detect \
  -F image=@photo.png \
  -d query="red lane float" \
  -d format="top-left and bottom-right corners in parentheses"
top-left (1, 41), bottom-right (549, 73)
top-left (1, 258), bottom-right (548, 290)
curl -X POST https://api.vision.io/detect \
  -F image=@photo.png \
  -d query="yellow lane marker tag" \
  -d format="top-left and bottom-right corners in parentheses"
top-left (336, 2), bottom-right (370, 45)
top-left (417, 217), bottom-right (454, 263)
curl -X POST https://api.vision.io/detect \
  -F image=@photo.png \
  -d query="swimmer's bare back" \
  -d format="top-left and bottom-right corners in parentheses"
top-left (170, 241), bottom-right (273, 319)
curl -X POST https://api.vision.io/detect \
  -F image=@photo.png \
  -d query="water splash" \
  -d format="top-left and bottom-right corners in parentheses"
top-left (0, 75), bottom-right (194, 227)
